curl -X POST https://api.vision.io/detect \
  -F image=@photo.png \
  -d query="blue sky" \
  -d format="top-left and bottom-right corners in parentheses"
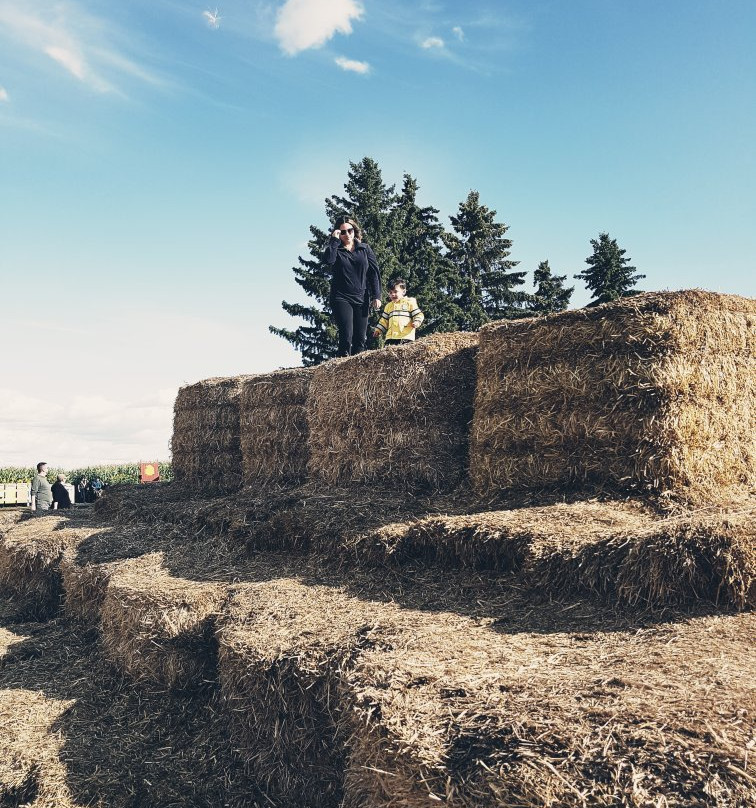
top-left (1, 0), bottom-right (754, 468)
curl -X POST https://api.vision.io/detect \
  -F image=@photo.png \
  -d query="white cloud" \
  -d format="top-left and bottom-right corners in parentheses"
top-left (0, 386), bottom-right (175, 468)
top-left (202, 9), bottom-right (221, 30)
top-left (335, 56), bottom-right (370, 74)
top-left (275, 0), bottom-right (364, 56)
top-left (44, 44), bottom-right (87, 80)
top-left (0, 86), bottom-right (8, 102)
top-left (420, 36), bottom-right (444, 49)
top-left (0, 1), bottom-right (159, 93)
top-left (452, 26), bottom-right (464, 41)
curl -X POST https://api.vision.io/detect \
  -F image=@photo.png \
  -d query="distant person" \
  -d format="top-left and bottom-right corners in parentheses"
top-left (30, 461), bottom-right (53, 513)
top-left (51, 474), bottom-right (72, 509)
top-left (324, 216), bottom-right (382, 357)
top-left (374, 278), bottom-right (425, 345)
top-left (77, 477), bottom-right (89, 504)
top-left (90, 477), bottom-right (104, 499)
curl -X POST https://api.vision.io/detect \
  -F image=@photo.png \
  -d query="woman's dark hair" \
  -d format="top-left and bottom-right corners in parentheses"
top-left (333, 216), bottom-right (363, 242)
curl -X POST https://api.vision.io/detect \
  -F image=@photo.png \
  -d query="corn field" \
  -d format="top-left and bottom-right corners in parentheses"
top-left (0, 463), bottom-right (173, 485)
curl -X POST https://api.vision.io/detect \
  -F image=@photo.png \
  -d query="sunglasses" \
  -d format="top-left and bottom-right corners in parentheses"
top-left (339, 228), bottom-right (354, 235)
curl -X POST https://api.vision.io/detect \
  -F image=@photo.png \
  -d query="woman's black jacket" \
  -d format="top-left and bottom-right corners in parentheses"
top-left (323, 236), bottom-right (382, 305)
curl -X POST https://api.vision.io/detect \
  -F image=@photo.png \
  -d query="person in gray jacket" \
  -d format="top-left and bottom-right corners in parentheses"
top-left (30, 461), bottom-right (53, 513)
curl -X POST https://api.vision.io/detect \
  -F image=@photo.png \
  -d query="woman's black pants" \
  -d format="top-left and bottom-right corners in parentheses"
top-left (331, 296), bottom-right (369, 357)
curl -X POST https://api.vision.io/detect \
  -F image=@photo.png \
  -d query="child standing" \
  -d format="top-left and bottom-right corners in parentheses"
top-left (373, 278), bottom-right (424, 346)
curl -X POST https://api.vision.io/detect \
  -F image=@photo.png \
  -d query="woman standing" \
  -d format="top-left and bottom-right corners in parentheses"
top-left (324, 217), bottom-right (382, 357)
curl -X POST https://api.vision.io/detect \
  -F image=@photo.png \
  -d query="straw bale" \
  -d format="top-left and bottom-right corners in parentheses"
top-left (217, 582), bottom-right (383, 807)
top-left (0, 515), bottom-right (73, 620)
top-left (338, 611), bottom-right (756, 807)
top-left (307, 333), bottom-right (478, 493)
top-left (239, 366), bottom-right (313, 487)
top-left (172, 374), bottom-right (259, 493)
top-left (60, 557), bottom-right (117, 623)
top-left (0, 604), bottom-right (260, 808)
top-left (352, 500), bottom-right (649, 568)
top-left (532, 505), bottom-right (756, 609)
top-left (471, 290), bottom-right (756, 504)
top-left (353, 500), bottom-right (756, 609)
top-left (99, 555), bottom-right (227, 689)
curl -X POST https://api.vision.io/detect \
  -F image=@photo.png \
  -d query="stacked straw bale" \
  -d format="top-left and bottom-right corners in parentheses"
top-left (337, 612), bottom-right (756, 807)
top-left (0, 514), bottom-right (79, 620)
top-left (239, 367), bottom-right (313, 487)
top-left (471, 290), bottom-right (756, 504)
top-left (307, 333), bottom-right (478, 493)
top-left (99, 556), bottom-right (226, 689)
top-left (217, 583), bottom-right (380, 808)
top-left (172, 375), bottom-right (258, 493)
top-left (354, 501), bottom-right (756, 609)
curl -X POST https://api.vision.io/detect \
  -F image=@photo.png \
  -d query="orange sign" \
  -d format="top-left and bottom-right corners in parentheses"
top-left (140, 462), bottom-right (160, 483)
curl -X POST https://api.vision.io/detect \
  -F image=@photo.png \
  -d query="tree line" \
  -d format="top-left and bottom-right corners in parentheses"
top-left (271, 157), bottom-right (645, 365)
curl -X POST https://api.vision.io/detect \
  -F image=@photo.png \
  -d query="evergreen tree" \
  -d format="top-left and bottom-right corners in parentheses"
top-left (268, 223), bottom-right (338, 365)
top-left (575, 232), bottom-right (645, 306)
top-left (270, 157), bottom-right (399, 365)
top-left (442, 191), bottom-right (529, 330)
top-left (390, 174), bottom-right (462, 334)
top-left (530, 260), bottom-right (574, 314)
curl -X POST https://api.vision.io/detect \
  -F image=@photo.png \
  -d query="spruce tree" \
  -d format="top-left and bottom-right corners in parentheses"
top-left (530, 260), bottom-right (574, 314)
top-left (390, 174), bottom-right (461, 334)
top-left (575, 232), bottom-right (645, 306)
top-left (442, 191), bottom-right (529, 330)
top-left (268, 224), bottom-right (338, 365)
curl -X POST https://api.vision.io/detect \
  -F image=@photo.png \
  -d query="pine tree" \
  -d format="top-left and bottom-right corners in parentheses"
top-left (390, 174), bottom-right (461, 334)
top-left (268, 224), bottom-right (338, 365)
top-left (270, 157), bottom-right (399, 365)
top-left (442, 191), bottom-right (529, 330)
top-left (530, 260), bottom-right (574, 314)
top-left (575, 232), bottom-right (645, 306)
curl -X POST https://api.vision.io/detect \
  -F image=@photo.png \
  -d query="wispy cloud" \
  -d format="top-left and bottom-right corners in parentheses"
top-left (0, 86), bottom-right (8, 102)
top-left (420, 36), bottom-right (444, 49)
top-left (202, 9), bottom-right (221, 30)
top-left (335, 56), bottom-right (370, 74)
top-left (0, 1), bottom-right (160, 93)
top-left (452, 25), bottom-right (464, 41)
top-left (275, 0), bottom-right (364, 56)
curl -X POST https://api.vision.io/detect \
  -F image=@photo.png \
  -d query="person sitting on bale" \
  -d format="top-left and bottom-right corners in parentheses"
top-left (373, 278), bottom-right (424, 346)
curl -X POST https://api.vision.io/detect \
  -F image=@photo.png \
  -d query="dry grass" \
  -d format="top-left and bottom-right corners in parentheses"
top-left (471, 290), bottom-right (756, 507)
top-left (307, 333), bottom-right (479, 493)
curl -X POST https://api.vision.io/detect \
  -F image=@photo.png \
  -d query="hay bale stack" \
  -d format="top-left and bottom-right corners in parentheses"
top-left (172, 375), bottom-right (258, 493)
top-left (217, 582), bottom-right (381, 808)
top-left (99, 556), bottom-right (226, 689)
top-left (471, 290), bottom-right (756, 504)
top-left (338, 612), bottom-right (756, 807)
top-left (533, 505), bottom-right (756, 609)
top-left (351, 499), bottom-right (648, 568)
top-left (239, 367), bottom-right (313, 487)
top-left (307, 333), bottom-right (478, 492)
top-left (61, 558), bottom-right (118, 623)
top-left (0, 515), bottom-right (76, 620)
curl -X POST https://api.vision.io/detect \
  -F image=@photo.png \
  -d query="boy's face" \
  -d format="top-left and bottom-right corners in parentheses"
top-left (388, 286), bottom-right (406, 302)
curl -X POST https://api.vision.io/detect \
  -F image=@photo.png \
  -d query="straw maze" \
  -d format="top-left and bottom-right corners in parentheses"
top-left (1, 291), bottom-right (755, 807)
